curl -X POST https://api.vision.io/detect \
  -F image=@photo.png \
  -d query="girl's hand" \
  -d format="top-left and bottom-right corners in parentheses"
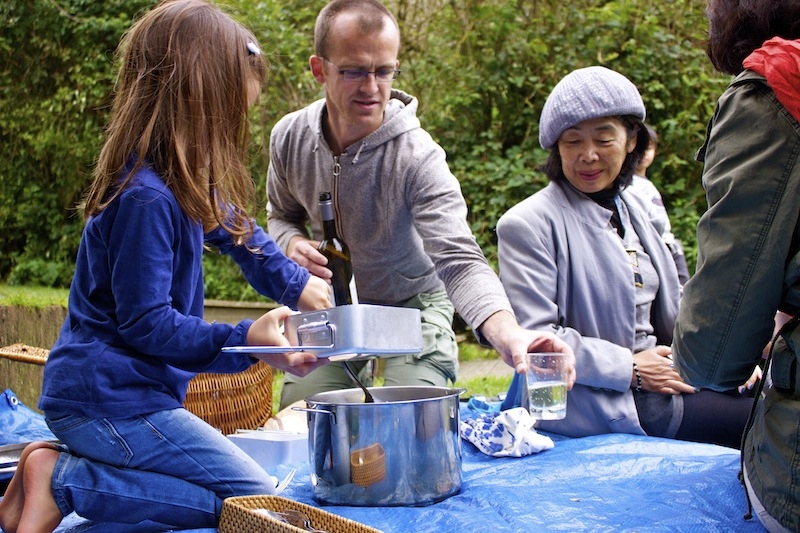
top-left (245, 306), bottom-right (328, 377)
top-left (297, 275), bottom-right (332, 312)
top-left (633, 345), bottom-right (695, 395)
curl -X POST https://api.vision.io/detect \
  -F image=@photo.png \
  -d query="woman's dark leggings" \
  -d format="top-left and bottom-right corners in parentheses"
top-left (675, 389), bottom-right (757, 449)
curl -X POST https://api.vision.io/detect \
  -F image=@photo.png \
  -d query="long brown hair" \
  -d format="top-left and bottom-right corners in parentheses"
top-left (85, 0), bottom-right (266, 240)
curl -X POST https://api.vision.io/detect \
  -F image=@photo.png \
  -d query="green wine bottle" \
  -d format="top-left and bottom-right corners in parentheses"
top-left (317, 191), bottom-right (354, 306)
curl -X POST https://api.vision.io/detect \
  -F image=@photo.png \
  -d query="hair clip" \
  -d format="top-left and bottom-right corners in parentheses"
top-left (246, 42), bottom-right (261, 56)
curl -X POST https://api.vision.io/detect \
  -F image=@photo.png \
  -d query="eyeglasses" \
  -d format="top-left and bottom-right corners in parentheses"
top-left (320, 57), bottom-right (400, 83)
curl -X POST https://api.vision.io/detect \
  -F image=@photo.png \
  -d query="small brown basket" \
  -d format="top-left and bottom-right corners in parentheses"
top-left (350, 443), bottom-right (386, 487)
top-left (0, 343), bottom-right (50, 365)
top-left (219, 495), bottom-right (383, 533)
top-left (183, 361), bottom-right (273, 435)
top-left (0, 343), bottom-right (273, 434)
top-left (0, 343), bottom-right (50, 410)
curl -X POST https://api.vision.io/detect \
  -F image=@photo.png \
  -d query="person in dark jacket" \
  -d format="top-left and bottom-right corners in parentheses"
top-left (672, 1), bottom-right (800, 531)
top-left (0, 2), bottom-right (331, 532)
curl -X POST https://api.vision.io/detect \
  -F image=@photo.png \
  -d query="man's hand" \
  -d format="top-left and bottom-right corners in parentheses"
top-left (288, 236), bottom-right (333, 280)
top-left (478, 310), bottom-right (576, 390)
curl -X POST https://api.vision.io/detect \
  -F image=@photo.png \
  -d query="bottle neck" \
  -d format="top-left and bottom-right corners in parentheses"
top-left (322, 218), bottom-right (339, 240)
top-left (320, 199), bottom-right (339, 240)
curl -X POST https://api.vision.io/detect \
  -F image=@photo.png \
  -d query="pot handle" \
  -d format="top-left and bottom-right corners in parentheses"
top-left (292, 406), bottom-right (337, 424)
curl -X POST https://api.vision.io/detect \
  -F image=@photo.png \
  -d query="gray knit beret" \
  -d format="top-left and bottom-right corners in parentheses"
top-left (539, 66), bottom-right (646, 150)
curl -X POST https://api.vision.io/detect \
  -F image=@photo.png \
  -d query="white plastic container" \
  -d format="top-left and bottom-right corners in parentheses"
top-left (227, 430), bottom-right (308, 468)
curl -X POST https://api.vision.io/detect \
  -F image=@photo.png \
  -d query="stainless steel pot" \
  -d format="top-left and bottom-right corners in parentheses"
top-left (297, 386), bottom-right (464, 506)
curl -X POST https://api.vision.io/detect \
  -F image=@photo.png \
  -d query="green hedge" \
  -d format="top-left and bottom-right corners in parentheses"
top-left (0, 0), bottom-right (727, 299)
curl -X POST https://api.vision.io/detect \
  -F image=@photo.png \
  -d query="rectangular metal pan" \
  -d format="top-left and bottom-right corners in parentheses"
top-left (221, 304), bottom-right (422, 360)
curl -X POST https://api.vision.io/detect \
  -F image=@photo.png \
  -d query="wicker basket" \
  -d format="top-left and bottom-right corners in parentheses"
top-left (350, 443), bottom-right (386, 487)
top-left (183, 361), bottom-right (273, 435)
top-left (0, 343), bottom-right (50, 365)
top-left (219, 495), bottom-right (383, 533)
top-left (0, 344), bottom-right (50, 410)
top-left (0, 343), bottom-right (273, 435)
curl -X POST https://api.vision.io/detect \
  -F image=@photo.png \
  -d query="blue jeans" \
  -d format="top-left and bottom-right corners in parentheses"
top-left (45, 407), bottom-right (275, 529)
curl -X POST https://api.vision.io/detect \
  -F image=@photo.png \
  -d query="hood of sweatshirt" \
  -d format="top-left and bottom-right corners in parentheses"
top-left (266, 87), bottom-right (513, 327)
top-left (303, 88), bottom-right (421, 162)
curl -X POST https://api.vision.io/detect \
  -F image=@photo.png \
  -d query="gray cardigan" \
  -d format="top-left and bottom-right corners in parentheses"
top-left (497, 180), bottom-right (681, 437)
top-left (266, 89), bottom-right (512, 332)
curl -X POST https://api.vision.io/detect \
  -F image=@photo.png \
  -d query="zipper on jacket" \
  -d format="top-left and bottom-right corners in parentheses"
top-left (331, 154), bottom-right (343, 241)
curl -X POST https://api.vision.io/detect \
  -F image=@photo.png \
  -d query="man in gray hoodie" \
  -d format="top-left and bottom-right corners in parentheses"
top-left (267, 0), bottom-right (574, 409)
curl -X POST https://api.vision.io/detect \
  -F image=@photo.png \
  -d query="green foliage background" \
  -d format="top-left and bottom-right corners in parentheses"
top-left (0, 0), bottom-right (729, 299)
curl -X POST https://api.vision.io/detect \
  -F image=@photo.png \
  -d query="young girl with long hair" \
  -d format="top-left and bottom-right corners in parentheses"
top-left (0, 1), bottom-right (330, 531)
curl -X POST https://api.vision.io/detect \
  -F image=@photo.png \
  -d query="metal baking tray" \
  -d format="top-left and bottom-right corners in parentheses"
top-left (221, 304), bottom-right (422, 360)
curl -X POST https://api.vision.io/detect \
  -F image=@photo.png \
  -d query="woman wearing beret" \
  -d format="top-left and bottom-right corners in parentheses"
top-left (497, 66), bottom-right (756, 448)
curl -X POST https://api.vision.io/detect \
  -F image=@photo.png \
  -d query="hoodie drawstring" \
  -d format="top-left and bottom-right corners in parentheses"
top-left (353, 140), bottom-right (366, 164)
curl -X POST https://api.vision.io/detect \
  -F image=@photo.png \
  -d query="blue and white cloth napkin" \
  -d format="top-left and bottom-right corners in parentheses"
top-left (460, 407), bottom-right (554, 457)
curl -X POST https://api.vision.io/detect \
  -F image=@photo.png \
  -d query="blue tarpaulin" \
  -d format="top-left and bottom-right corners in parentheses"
top-left (3, 399), bottom-right (765, 532)
top-left (277, 433), bottom-right (763, 532)
top-left (48, 408), bottom-right (766, 533)
top-left (0, 389), bottom-right (56, 447)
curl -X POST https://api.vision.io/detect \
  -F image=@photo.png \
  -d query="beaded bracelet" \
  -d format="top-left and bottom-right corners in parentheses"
top-left (632, 361), bottom-right (642, 392)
